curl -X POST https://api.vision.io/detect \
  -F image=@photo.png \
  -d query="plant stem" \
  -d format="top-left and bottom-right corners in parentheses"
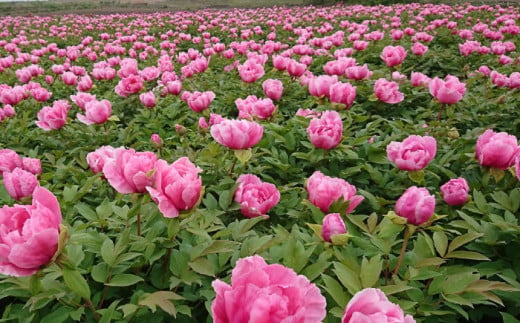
top-left (436, 103), bottom-right (445, 121)
top-left (393, 225), bottom-right (411, 277)
top-left (84, 298), bottom-right (101, 322)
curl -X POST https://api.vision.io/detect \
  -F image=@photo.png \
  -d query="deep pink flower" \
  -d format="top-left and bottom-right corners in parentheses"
top-left (237, 60), bottom-right (264, 83)
top-left (475, 129), bottom-right (519, 170)
top-left (308, 75), bottom-right (338, 98)
top-left (374, 78), bottom-right (404, 104)
top-left (21, 157), bottom-right (41, 175)
top-left (329, 82), bottom-right (356, 108)
top-left (0, 149), bottom-right (22, 174)
top-left (139, 91), bottom-right (156, 108)
top-left (115, 75), bottom-right (144, 97)
top-left (235, 95), bottom-right (276, 120)
top-left (342, 288), bottom-right (415, 323)
top-left (387, 135), bottom-right (437, 171)
top-left (70, 92), bottom-right (97, 110)
top-left (307, 110), bottom-right (343, 150)
top-left (77, 99), bottom-right (112, 125)
top-left (210, 119), bottom-right (263, 150)
top-left (212, 255), bottom-right (326, 323)
top-left (410, 72), bottom-right (431, 88)
top-left (35, 100), bottom-right (70, 131)
top-left (86, 146), bottom-right (121, 174)
top-left (2, 168), bottom-right (39, 201)
top-left (184, 91), bottom-right (216, 113)
top-left (381, 45), bottom-right (407, 67)
top-left (102, 148), bottom-right (157, 194)
top-left (0, 187), bottom-right (62, 277)
top-left (345, 64), bottom-right (373, 80)
top-left (306, 171), bottom-right (364, 214)
top-left (322, 213), bottom-right (347, 242)
top-left (441, 178), bottom-right (470, 206)
top-left (146, 157), bottom-right (202, 218)
top-left (395, 186), bottom-right (435, 225)
top-left (262, 79), bottom-right (283, 101)
top-left (234, 174), bottom-right (280, 218)
top-left (429, 75), bottom-right (466, 104)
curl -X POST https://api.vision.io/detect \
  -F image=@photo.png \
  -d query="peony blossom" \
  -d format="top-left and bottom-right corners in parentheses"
top-left (210, 119), bottom-right (263, 150)
top-left (440, 177), bottom-right (470, 206)
top-left (234, 174), bottom-right (280, 218)
top-left (0, 187), bottom-right (62, 277)
top-left (374, 78), bottom-right (404, 104)
top-left (306, 171), bottom-right (364, 214)
top-left (146, 157), bottom-right (202, 218)
top-left (475, 129), bottom-right (519, 170)
top-left (102, 148), bottom-right (157, 194)
top-left (212, 255), bottom-right (326, 323)
top-left (387, 135), bottom-right (437, 171)
top-left (322, 213), bottom-right (347, 242)
top-left (307, 110), bottom-right (343, 150)
top-left (395, 186), bottom-right (435, 225)
top-left (342, 288), bottom-right (415, 323)
top-left (429, 75), bottom-right (466, 104)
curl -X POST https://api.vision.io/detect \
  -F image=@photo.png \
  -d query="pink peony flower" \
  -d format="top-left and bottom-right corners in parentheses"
top-left (237, 60), bottom-right (265, 83)
top-left (374, 78), bottom-right (404, 104)
top-left (211, 255), bottom-right (326, 323)
top-left (387, 135), bottom-right (437, 171)
top-left (76, 98), bottom-right (111, 126)
top-left (322, 213), bottom-right (347, 242)
top-left (234, 174), bottom-right (280, 218)
top-left (35, 100), bottom-right (71, 131)
top-left (115, 75), bottom-right (144, 97)
top-left (70, 92), bottom-right (97, 110)
top-left (86, 146), bottom-right (121, 174)
top-left (475, 129), bottom-right (519, 170)
top-left (235, 95), bottom-right (276, 120)
top-left (410, 72), bottom-right (431, 88)
top-left (0, 187), bottom-right (62, 277)
top-left (102, 148), bottom-right (157, 194)
top-left (307, 110), bottom-right (343, 150)
top-left (429, 75), bottom-right (466, 104)
top-left (308, 75), bottom-right (338, 98)
top-left (0, 149), bottom-right (22, 174)
top-left (395, 186), bottom-right (435, 225)
top-left (139, 91), bottom-right (156, 108)
top-left (184, 91), bottom-right (216, 113)
top-left (411, 42), bottom-right (428, 56)
top-left (2, 168), bottom-right (39, 201)
top-left (441, 177), bottom-right (470, 206)
top-left (306, 171), bottom-right (364, 214)
top-left (345, 64), bottom-right (373, 81)
top-left (342, 288), bottom-right (415, 323)
top-left (381, 45), bottom-right (407, 67)
top-left (21, 157), bottom-right (42, 175)
top-left (146, 157), bottom-right (202, 218)
top-left (210, 119), bottom-right (264, 150)
top-left (262, 79), bottom-right (283, 101)
top-left (329, 82), bottom-right (356, 108)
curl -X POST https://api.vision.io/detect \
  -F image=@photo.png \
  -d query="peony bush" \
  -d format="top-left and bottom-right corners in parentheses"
top-left (0, 2), bottom-right (520, 322)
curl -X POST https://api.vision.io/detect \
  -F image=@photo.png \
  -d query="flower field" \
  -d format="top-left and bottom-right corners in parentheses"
top-left (1, 2), bottom-right (520, 322)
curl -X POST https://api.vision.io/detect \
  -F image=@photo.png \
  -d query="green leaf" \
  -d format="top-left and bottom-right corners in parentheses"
top-left (321, 274), bottom-right (348, 308)
top-left (41, 306), bottom-right (71, 323)
top-left (119, 304), bottom-right (138, 318)
top-left (106, 274), bottom-right (144, 287)
top-left (501, 312), bottom-right (520, 323)
top-left (360, 256), bottom-right (382, 288)
top-left (472, 189), bottom-right (488, 214)
top-left (218, 190), bottom-right (234, 211)
top-left (75, 203), bottom-right (97, 221)
top-left (379, 285), bottom-right (414, 295)
top-left (139, 291), bottom-right (182, 317)
top-left (333, 262), bottom-right (361, 295)
top-left (408, 170), bottom-right (425, 185)
top-left (62, 267), bottom-right (91, 300)
top-left (445, 251), bottom-right (490, 261)
top-left (99, 300), bottom-right (120, 323)
top-left (91, 263), bottom-right (110, 283)
top-left (433, 231), bottom-right (448, 257)
top-left (198, 240), bottom-right (240, 258)
top-left (415, 257), bottom-right (446, 268)
top-left (100, 238), bottom-right (116, 267)
top-left (447, 232), bottom-right (483, 253)
top-left (331, 233), bottom-right (350, 246)
top-left (234, 148), bottom-right (252, 165)
top-left (189, 258), bottom-right (215, 276)
top-left (443, 293), bottom-right (474, 307)
top-left (442, 272), bottom-right (480, 294)
top-left (306, 223), bottom-right (323, 240)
